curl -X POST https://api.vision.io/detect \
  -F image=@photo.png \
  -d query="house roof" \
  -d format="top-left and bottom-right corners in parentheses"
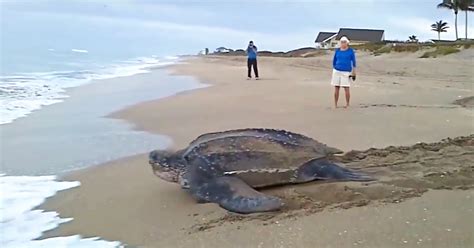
top-left (315, 32), bottom-right (337, 42)
top-left (335, 28), bottom-right (385, 42)
top-left (430, 39), bottom-right (456, 43)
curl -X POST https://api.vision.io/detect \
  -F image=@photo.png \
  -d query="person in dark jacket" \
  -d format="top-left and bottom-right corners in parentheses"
top-left (246, 41), bottom-right (259, 79)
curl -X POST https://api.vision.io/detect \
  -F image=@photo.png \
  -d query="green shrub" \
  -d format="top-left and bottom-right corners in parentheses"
top-left (373, 46), bottom-right (392, 55)
top-left (352, 43), bottom-right (384, 52)
top-left (420, 46), bottom-right (460, 58)
top-left (438, 46), bottom-right (460, 55)
top-left (392, 45), bottom-right (422, 52)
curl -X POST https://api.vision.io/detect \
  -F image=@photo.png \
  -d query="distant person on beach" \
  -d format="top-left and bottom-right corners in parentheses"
top-left (246, 41), bottom-right (259, 80)
top-left (331, 36), bottom-right (356, 108)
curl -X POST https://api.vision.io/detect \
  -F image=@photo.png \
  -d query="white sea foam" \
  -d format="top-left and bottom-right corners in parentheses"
top-left (0, 56), bottom-right (179, 125)
top-left (71, 49), bottom-right (89, 54)
top-left (0, 174), bottom-right (122, 247)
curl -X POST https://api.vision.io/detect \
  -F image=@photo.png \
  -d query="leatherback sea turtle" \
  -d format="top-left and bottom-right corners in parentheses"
top-left (149, 128), bottom-right (373, 214)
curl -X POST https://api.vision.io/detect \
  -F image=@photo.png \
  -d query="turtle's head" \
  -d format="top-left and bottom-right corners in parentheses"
top-left (149, 150), bottom-right (187, 183)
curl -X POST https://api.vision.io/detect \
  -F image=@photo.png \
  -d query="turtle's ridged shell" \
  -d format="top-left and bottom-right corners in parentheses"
top-left (186, 128), bottom-right (342, 156)
top-left (182, 128), bottom-right (342, 188)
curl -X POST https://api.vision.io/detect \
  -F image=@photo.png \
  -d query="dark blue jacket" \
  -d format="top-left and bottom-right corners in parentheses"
top-left (247, 46), bottom-right (257, 59)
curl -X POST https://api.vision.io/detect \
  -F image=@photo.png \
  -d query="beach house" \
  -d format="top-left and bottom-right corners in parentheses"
top-left (315, 28), bottom-right (385, 48)
top-left (314, 32), bottom-right (338, 49)
top-left (215, 47), bottom-right (233, 53)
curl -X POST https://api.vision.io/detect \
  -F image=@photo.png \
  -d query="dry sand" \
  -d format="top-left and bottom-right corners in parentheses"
top-left (41, 50), bottom-right (474, 247)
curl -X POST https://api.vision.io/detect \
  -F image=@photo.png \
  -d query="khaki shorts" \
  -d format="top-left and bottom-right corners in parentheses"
top-left (331, 69), bottom-right (352, 87)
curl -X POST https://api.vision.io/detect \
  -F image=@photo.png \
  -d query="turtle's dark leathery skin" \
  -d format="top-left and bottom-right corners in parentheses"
top-left (148, 128), bottom-right (374, 214)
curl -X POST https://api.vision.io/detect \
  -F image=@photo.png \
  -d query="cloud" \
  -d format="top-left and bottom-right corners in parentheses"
top-left (104, 16), bottom-right (325, 50)
top-left (7, 0), bottom-right (459, 52)
top-left (1, 0), bottom-right (216, 24)
top-left (18, 9), bottom-right (324, 50)
top-left (388, 16), bottom-right (474, 41)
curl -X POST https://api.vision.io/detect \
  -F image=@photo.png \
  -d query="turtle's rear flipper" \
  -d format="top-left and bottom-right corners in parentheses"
top-left (296, 158), bottom-right (374, 182)
top-left (191, 176), bottom-right (283, 214)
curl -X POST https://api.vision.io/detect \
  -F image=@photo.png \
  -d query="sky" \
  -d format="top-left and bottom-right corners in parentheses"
top-left (1, 0), bottom-right (473, 56)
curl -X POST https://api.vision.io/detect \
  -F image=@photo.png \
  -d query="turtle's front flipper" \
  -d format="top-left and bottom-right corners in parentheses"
top-left (296, 158), bottom-right (374, 182)
top-left (191, 176), bottom-right (283, 214)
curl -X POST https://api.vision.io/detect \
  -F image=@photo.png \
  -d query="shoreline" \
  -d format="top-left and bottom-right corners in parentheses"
top-left (0, 62), bottom-right (206, 247)
top-left (0, 56), bottom-right (179, 126)
top-left (1, 63), bottom-right (205, 176)
top-left (41, 52), bottom-right (473, 247)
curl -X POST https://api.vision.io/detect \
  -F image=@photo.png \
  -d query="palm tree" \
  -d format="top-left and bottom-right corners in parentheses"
top-left (438, 0), bottom-right (460, 40)
top-left (458, 0), bottom-right (474, 39)
top-left (431, 20), bottom-right (449, 40)
top-left (408, 35), bottom-right (418, 43)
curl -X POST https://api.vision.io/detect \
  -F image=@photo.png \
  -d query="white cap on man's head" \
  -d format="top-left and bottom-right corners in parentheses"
top-left (340, 36), bottom-right (350, 43)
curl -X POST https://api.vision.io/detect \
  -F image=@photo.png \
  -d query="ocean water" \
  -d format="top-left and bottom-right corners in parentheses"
top-left (0, 48), bottom-right (178, 124)
top-left (0, 174), bottom-right (122, 248)
top-left (0, 49), bottom-right (203, 246)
